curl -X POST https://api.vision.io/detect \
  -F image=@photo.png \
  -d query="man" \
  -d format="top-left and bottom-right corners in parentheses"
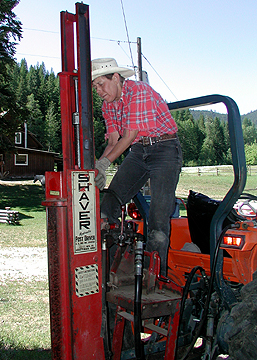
top-left (92, 58), bottom-right (182, 276)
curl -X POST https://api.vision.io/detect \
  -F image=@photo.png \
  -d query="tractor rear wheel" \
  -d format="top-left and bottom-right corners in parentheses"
top-left (225, 276), bottom-right (257, 359)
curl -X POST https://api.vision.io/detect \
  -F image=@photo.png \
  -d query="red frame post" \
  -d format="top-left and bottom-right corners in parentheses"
top-left (43, 3), bottom-right (105, 359)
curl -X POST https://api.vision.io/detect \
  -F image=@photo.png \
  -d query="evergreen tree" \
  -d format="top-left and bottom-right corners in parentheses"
top-left (174, 110), bottom-right (203, 166)
top-left (92, 88), bottom-right (106, 160)
top-left (37, 63), bottom-right (48, 116)
top-left (45, 101), bottom-right (61, 153)
top-left (27, 64), bottom-right (40, 102)
top-left (26, 94), bottom-right (45, 145)
top-left (0, 0), bottom-right (23, 152)
top-left (46, 70), bottom-right (60, 112)
top-left (245, 143), bottom-right (257, 165)
top-left (242, 118), bottom-right (257, 145)
top-left (198, 117), bottom-right (227, 165)
top-left (16, 58), bottom-right (29, 106)
top-left (177, 118), bottom-right (201, 166)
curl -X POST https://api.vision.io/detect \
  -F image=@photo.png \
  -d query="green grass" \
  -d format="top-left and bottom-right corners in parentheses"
top-left (0, 181), bottom-right (46, 247)
top-left (176, 172), bottom-right (257, 201)
top-left (0, 280), bottom-right (51, 360)
top-left (0, 181), bottom-right (50, 359)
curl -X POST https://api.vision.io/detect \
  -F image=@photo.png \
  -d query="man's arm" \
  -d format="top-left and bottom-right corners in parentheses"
top-left (101, 129), bottom-right (138, 163)
top-left (95, 128), bottom-right (138, 190)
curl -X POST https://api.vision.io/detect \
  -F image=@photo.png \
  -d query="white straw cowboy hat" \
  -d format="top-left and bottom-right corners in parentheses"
top-left (92, 58), bottom-right (135, 81)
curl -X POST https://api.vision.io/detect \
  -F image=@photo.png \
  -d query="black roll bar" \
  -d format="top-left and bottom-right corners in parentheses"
top-left (167, 94), bottom-right (247, 307)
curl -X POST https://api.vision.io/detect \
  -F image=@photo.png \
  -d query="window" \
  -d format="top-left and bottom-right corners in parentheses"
top-left (15, 154), bottom-right (28, 166)
top-left (15, 132), bottom-right (22, 144)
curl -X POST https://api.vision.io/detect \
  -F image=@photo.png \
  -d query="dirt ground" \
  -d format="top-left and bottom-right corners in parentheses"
top-left (0, 247), bottom-right (48, 281)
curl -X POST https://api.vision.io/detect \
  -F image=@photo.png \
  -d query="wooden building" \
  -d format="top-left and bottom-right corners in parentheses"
top-left (1, 123), bottom-right (62, 179)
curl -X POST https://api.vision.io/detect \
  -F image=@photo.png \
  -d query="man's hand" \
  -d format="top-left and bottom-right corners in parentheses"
top-left (95, 157), bottom-right (111, 190)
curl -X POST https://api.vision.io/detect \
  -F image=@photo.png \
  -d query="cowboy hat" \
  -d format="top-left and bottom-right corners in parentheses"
top-left (91, 58), bottom-right (135, 81)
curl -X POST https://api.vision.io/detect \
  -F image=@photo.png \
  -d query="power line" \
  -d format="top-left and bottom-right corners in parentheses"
top-left (92, 36), bottom-right (136, 44)
top-left (23, 27), bottom-right (59, 34)
top-left (16, 53), bottom-right (60, 59)
top-left (120, 0), bottom-right (135, 74)
top-left (141, 53), bottom-right (178, 101)
top-left (23, 27), bottom-right (137, 44)
top-left (21, 27), bottom-right (177, 99)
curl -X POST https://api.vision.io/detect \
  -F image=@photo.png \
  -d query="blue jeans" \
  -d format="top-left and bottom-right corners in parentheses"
top-left (101, 138), bottom-right (183, 276)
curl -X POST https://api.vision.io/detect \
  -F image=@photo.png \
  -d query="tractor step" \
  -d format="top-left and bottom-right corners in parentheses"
top-left (107, 285), bottom-right (181, 360)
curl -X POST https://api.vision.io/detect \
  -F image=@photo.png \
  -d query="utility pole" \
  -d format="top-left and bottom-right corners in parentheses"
top-left (137, 37), bottom-right (143, 81)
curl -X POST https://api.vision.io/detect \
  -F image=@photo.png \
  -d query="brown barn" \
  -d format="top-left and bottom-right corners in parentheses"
top-left (1, 123), bottom-right (62, 179)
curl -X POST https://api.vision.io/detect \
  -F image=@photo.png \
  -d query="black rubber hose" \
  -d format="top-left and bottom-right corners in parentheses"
top-left (134, 240), bottom-right (145, 360)
top-left (175, 223), bottom-right (239, 360)
top-left (135, 274), bottom-right (144, 359)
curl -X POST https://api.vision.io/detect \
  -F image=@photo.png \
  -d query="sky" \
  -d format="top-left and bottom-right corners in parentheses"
top-left (14, 0), bottom-right (257, 115)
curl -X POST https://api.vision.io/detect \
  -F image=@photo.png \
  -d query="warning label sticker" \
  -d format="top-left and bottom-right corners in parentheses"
top-left (75, 264), bottom-right (99, 297)
top-left (72, 171), bottom-right (97, 254)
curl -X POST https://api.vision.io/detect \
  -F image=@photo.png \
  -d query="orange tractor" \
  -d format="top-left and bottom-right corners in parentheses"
top-left (102, 96), bottom-right (257, 360)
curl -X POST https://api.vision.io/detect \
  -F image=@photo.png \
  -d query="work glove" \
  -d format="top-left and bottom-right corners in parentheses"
top-left (95, 157), bottom-right (111, 190)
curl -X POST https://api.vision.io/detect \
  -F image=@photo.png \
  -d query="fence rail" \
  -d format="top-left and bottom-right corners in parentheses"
top-left (0, 208), bottom-right (19, 224)
top-left (107, 165), bottom-right (257, 178)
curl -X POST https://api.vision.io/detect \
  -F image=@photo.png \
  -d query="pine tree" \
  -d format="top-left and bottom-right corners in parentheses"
top-left (0, 0), bottom-right (23, 152)
top-left (242, 118), bottom-right (257, 145)
top-left (45, 101), bottom-right (61, 153)
top-left (26, 94), bottom-right (45, 146)
top-left (198, 117), bottom-right (227, 165)
top-left (92, 88), bottom-right (106, 160)
top-left (16, 58), bottom-right (29, 106)
top-left (244, 143), bottom-right (257, 165)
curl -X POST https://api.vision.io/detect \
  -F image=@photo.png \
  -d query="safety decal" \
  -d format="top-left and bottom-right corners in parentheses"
top-left (72, 171), bottom-right (97, 254)
top-left (75, 264), bottom-right (99, 297)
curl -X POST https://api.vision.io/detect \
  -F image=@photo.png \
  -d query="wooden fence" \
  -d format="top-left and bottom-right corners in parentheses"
top-left (107, 165), bottom-right (257, 178)
top-left (0, 208), bottom-right (19, 224)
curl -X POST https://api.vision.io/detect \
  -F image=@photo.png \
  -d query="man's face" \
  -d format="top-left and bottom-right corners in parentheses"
top-left (92, 74), bottom-right (121, 103)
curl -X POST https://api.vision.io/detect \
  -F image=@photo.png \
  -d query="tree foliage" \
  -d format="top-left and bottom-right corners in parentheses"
top-left (172, 111), bottom-right (257, 166)
top-left (245, 143), bottom-right (257, 165)
top-left (0, 0), bottom-right (23, 152)
top-left (7, 60), bottom-right (62, 153)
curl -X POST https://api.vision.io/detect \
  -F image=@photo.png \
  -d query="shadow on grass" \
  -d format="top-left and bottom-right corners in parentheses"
top-left (0, 183), bottom-right (45, 213)
top-left (18, 213), bottom-right (34, 220)
top-left (0, 347), bottom-right (51, 360)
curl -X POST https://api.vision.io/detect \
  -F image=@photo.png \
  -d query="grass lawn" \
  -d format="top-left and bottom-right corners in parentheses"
top-left (176, 171), bottom-right (257, 200)
top-left (0, 180), bottom-right (51, 359)
top-left (0, 180), bottom-right (46, 247)
top-left (0, 280), bottom-right (51, 360)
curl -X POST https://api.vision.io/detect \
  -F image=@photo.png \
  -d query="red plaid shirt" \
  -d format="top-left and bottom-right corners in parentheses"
top-left (102, 80), bottom-right (177, 144)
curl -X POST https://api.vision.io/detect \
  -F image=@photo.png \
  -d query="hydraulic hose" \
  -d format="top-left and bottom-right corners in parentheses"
top-left (175, 223), bottom-right (239, 360)
top-left (134, 239), bottom-right (145, 360)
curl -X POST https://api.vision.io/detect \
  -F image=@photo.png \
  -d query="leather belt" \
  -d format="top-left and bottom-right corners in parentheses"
top-left (138, 133), bottom-right (177, 146)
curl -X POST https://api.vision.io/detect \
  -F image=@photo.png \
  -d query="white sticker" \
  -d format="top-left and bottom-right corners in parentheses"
top-left (72, 171), bottom-right (97, 254)
top-left (75, 264), bottom-right (99, 297)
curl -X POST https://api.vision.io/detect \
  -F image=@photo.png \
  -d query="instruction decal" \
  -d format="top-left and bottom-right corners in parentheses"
top-left (75, 264), bottom-right (99, 297)
top-left (72, 171), bottom-right (97, 254)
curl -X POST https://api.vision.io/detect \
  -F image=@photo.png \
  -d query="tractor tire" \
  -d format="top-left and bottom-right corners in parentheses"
top-left (224, 276), bottom-right (257, 360)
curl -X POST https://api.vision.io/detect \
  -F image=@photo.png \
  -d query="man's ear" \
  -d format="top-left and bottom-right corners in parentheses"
top-left (113, 73), bottom-right (120, 83)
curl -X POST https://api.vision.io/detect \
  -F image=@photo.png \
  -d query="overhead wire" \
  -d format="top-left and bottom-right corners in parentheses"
top-left (141, 53), bottom-right (178, 101)
top-left (120, 0), bottom-right (136, 77)
top-left (19, 26), bottom-right (178, 100)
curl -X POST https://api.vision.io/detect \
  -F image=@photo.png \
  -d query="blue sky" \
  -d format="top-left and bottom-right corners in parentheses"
top-left (14, 0), bottom-right (257, 115)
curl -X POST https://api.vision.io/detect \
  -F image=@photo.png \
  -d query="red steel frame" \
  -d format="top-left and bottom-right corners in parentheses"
top-left (43, 3), bottom-right (105, 359)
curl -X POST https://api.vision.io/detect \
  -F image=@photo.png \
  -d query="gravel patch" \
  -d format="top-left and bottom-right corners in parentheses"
top-left (0, 247), bottom-right (48, 282)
